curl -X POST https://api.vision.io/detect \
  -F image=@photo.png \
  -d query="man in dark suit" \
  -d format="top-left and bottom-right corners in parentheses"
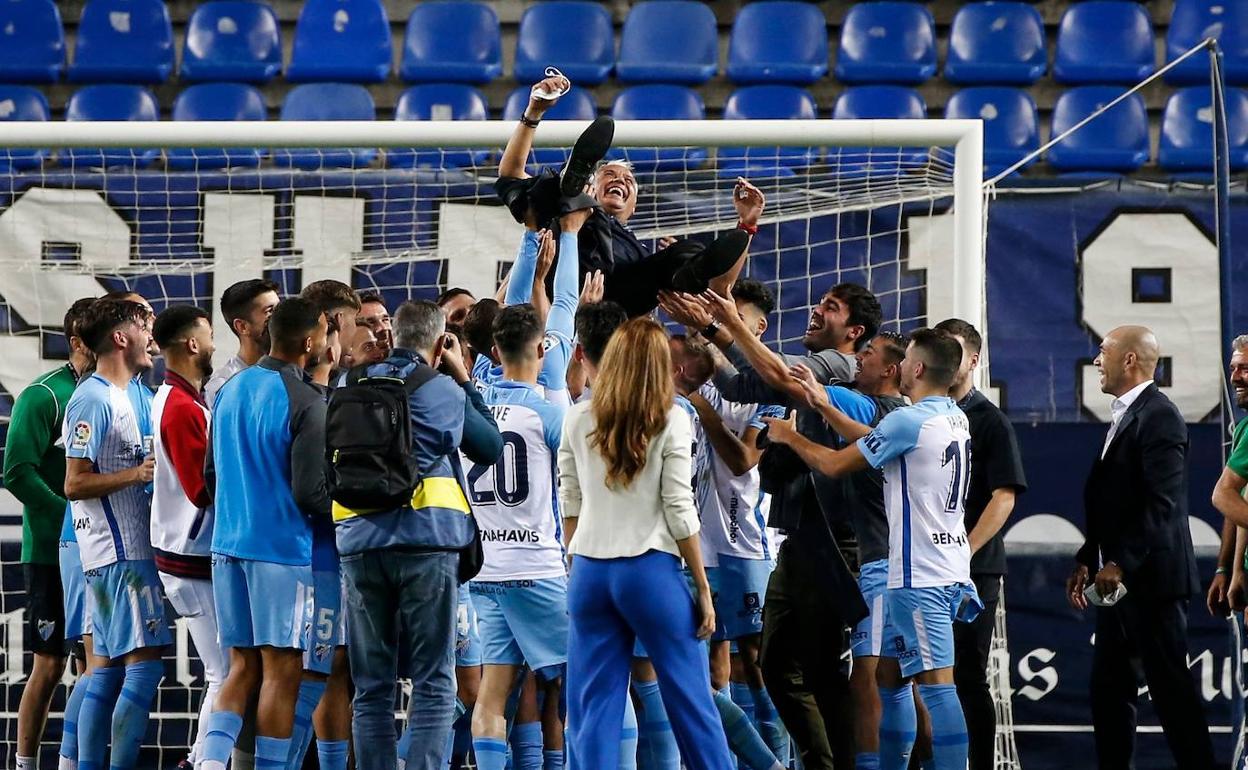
top-left (1066, 325), bottom-right (1214, 770)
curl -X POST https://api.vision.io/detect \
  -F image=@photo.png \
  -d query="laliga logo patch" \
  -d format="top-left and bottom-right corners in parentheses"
top-left (542, 334), bottom-right (556, 353)
top-left (38, 619), bottom-right (56, 641)
top-left (316, 642), bottom-right (332, 660)
top-left (70, 421), bottom-right (91, 450)
top-left (145, 618), bottom-right (160, 635)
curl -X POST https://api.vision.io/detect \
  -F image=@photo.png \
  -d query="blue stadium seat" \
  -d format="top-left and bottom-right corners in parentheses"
top-left (515, 1), bottom-right (613, 86)
top-left (1166, 0), bottom-right (1248, 85)
top-left (167, 83), bottom-right (267, 170)
top-left (727, 1), bottom-right (829, 85)
top-left (609, 85), bottom-right (708, 173)
top-left (400, 1), bottom-right (502, 84)
top-left (275, 83), bottom-right (378, 169)
top-left (503, 86), bottom-right (596, 166)
top-left (1048, 87), bottom-right (1150, 174)
top-left (287, 0), bottom-right (391, 83)
top-left (388, 84), bottom-right (490, 169)
top-left (63, 85), bottom-right (160, 168)
top-left (832, 86), bottom-right (928, 171)
top-left (944, 2), bottom-right (1046, 85)
top-left (1053, 2), bottom-right (1155, 84)
top-left (69, 0), bottom-right (173, 83)
top-left (616, 1), bottom-right (718, 85)
top-left (181, 1), bottom-right (282, 83)
top-left (0, 0), bottom-right (65, 83)
top-left (0, 86), bottom-right (50, 170)
top-left (1159, 86), bottom-right (1248, 172)
top-left (835, 2), bottom-right (936, 85)
top-left (720, 85), bottom-right (819, 176)
top-left (946, 88), bottom-right (1040, 177)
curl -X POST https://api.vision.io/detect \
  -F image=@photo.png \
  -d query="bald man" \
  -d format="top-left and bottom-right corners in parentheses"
top-left (1066, 326), bottom-right (1213, 770)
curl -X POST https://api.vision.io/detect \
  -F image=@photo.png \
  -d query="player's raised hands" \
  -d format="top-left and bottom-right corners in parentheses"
top-left (534, 229), bottom-right (556, 283)
top-left (789, 363), bottom-right (829, 410)
top-left (658, 290), bottom-right (712, 329)
top-left (733, 177), bottom-right (766, 229)
top-left (698, 289), bottom-right (740, 328)
top-left (580, 270), bottom-right (605, 305)
top-left (528, 71), bottom-right (571, 117)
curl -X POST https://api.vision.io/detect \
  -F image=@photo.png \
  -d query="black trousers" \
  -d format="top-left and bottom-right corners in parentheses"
top-left (759, 543), bottom-right (855, 770)
top-left (1090, 594), bottom-right (1215, 770)
top-left (953, 573), bottom-right (1001, 770)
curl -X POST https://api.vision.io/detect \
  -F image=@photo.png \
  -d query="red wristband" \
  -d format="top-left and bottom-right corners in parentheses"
top-left (737, 220), bottom-right (758, 236)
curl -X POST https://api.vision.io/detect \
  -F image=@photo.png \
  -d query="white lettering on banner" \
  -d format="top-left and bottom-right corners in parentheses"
top-left (204, 193), bottom-right (274, 371)
top-left (1016, 648), bottom-right (1058, 701)
top-left (1078, 212), bottom-right (1221, 422)
top-left (0, 187), bottom-right (131, 395)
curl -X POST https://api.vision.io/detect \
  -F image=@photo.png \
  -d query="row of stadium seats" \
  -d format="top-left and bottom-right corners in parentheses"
top-left (2, 81), bottom-right (1241, 176)
top-left (0, 0), bottom-right (1243, 87)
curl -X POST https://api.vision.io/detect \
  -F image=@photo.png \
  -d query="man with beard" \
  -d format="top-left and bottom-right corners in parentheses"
top-left (206, 279), bottom-right (281, 408)
top-left (1213, 338), bottom-right (1248, 626)
top-left (149, 305), bottom-right (223, 770)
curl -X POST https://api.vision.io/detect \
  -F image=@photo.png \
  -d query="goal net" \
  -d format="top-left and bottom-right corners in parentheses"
top-left (0, 118), bottom-right (987, 768)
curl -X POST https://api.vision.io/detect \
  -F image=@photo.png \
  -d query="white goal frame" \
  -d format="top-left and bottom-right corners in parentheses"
top-left (0, 118), bottom-right (985, 325)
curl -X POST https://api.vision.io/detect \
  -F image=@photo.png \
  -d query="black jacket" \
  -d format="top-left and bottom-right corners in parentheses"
top-left (1076, 384), bottom-right (1200, 600)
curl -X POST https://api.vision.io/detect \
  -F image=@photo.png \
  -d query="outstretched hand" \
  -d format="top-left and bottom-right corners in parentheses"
top-left (734, 177), bottom-right (766, 228)
top-left (698, 289), bottom-right (739, 327)
top-left (580, 270), bottom-right (605, 305)
top-left (534, 229), bottom-right (556, 282)
top-left (789, 363), bottom-right (828, 410)
top-left (658, 291), bottom-right (713, 329)
top-left (761, 412), bottom-right (799, 447)
top-left (528, 74), bottom-right (570, 117)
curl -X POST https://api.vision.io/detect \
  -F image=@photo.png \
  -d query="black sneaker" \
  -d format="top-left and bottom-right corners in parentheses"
top-left (670, 229), bottom-right (750, 294)
top-left (560, 116), bottom-right (615, 198)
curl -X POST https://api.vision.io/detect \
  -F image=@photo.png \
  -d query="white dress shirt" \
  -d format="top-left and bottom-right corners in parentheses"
top-left (1101, 379), bottom-right (1153, 459)
top-left (557, 401), bottom-right (701, 559)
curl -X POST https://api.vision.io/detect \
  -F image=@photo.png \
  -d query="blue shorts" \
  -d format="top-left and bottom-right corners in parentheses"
top-left (305, 568), bottom-right (347, 675)
top-left (470, 577), bottom-right (569, 675)
top-left (213, 555), bottom-right (312, 651)
top-left (881, 583), bottom-right (983, 678)
top-left (60, 539), bottom-right (91, 641)
top-left (716, 555), bottom-right (771, 640)
top-left (850, 559), bottom-right (889, 658)
top-left (456, 589), bottom-right (482, 668)
top-left (85, 559), bottom-right (172, 659)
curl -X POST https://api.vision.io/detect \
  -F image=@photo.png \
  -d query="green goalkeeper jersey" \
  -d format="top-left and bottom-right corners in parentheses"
top-left (2, 364), bottom-right (78, 565)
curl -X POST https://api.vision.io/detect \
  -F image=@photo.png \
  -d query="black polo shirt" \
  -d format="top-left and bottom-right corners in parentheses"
top-left (958, 388), bottom-right (1028, 575)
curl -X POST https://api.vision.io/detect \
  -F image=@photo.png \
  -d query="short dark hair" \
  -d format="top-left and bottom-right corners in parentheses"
top-left (153, 305), bottom-right (210, 350)
top-left (436, 287), bottom-right (475, 307)
top-left (220, 279), bottom-right (280, 332)
top-left (910, 327), bottom-right (963, 388)
top-left (268, 297), bottom-right (323, 355)
top-left (670, 333), bottom-right (714, 385)
top-left (463, 299), bottom-right (501, 357)
top-left (301, 279), bottom-right (361, 315)
top-left (358, 291), bottom-right (386, 307)
top-left (79, 299), bottom-right (151, 354)
top-left (493, 304), bottom-right (544, 363)
top-left (830, 283), bottom-right (882, 352)
top-left (934, 318), bottom-right (983, 354)
top-left (102, 289), bottom-right (144, 303)
top-left (732, 278), bottom-right (775, 316)
top-left (63, 297), bottom-right (97, 344)
top-left (574, 301), bottom-right (628, 366)
top-left (874, 330), bottom-right (910, 366)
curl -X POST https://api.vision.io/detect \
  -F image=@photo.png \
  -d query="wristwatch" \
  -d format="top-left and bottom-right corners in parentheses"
top-left (702, 321), bottom-right (721, 339)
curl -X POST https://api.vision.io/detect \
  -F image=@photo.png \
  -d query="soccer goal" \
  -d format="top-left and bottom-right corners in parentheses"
top-left (0, 117), bottom-right (988, 768)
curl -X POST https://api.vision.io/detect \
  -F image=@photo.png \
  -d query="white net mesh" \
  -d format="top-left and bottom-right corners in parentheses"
top-left (0, 136), bottom-right (972, 768)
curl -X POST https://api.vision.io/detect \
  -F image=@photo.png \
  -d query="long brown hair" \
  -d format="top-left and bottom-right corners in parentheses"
top-left (589, 317), bottom-right (675, 488)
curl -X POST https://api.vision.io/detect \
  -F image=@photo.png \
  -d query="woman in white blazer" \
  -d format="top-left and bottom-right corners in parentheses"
top-left (558, 316), bottom-right (733, 769)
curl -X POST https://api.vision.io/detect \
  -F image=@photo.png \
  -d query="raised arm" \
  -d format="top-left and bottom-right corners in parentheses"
top-left (762, 412), bottom-right (870, 478)
top-left (707, 178), bottom-right (765, 296)
top-left (505, 230), bottom-right (542, 307)
top-left (498, 73), bottom-right (571, 181)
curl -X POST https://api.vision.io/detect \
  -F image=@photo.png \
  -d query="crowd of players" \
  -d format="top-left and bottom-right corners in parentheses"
top-left (1, 73), bottom-right (1034, 770)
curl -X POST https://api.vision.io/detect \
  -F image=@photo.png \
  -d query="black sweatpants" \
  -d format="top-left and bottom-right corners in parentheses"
top-left (953, 573), bottom-right (1001, 770)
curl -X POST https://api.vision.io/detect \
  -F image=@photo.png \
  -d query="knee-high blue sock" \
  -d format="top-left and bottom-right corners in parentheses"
top-left (730, 683), bottom-right (756, 770)
top-left (749, 687), bottom-right (789, 767)
top-left (397, 724), bottom-right (411, 770)
top-left (473, 737), bottom-right (508, 770)
top-left (855, 752), bottom-right (881, 770)
top-left (60, 670), bottom-right (93, 762)
top-left (316, 740), bottom-right (349, 770)
top-left (543, 748), bottom-right (565, 770)
top-left (108, 660), bottom-right (163, 770)
top-left (618, 692), bottom-right (638, 770)
top-left (200, 710), bottom-right (244, 770)
top-left (285, 679), bottom-right (326, 770)
top-left (713, 689), bottom-right (782, 770)
top-left (77, 666), bottom-right (125, 770)
top-left (255, 736), bottom-right (292, 770)
top-left (878, 686), bottom-right (917, 770)
top-left (510, 722), bottom-right (542, 770)
top-left (633, 680), bottom-right (678, 770)
top-left (918, 684), bottom-right (968, 770)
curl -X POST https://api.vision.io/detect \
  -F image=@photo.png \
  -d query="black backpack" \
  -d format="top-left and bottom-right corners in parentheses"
top-left (326, 363), bottom-right (438, 511)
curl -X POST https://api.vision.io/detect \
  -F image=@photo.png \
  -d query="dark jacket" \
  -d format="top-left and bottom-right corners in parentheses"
top-left (1076, 383), bottom-right (1199, 600)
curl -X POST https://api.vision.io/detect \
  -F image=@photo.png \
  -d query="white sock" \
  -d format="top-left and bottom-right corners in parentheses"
top-left (56, 756), bottom-right (76, 770)
top-left (200, 762), bottom-right (226, 770)
top-left (16, 755), bottom-right (37, 770)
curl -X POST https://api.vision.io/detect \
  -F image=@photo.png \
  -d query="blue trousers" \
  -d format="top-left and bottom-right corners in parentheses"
top-left (341, 549), bottom-right (459, 770)
top-left (567, 550), bottom-right (733, 770)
